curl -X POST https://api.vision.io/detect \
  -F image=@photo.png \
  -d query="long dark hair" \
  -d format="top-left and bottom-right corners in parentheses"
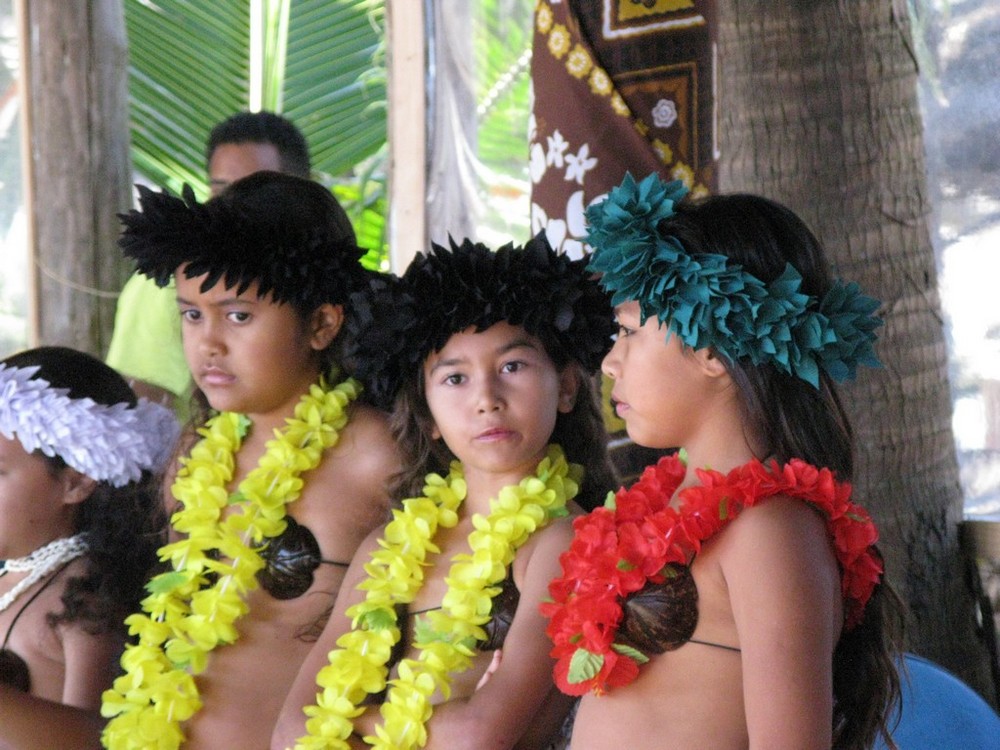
top-left (389, 359), bottom-right (617, 512)
top-left (660, 194), bottom-right (902, 750)
top-left (1, 346), bottom-right (166, 634)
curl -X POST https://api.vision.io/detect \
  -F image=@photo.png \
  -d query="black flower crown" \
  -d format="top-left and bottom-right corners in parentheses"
top-left (347, 235), bottom-right (615, 409)
top-left (118, 172), bottom-right (369, 312)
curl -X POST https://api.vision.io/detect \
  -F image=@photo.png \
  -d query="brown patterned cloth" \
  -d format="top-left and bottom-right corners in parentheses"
top-left (529, 0), bottom-right (718, 259)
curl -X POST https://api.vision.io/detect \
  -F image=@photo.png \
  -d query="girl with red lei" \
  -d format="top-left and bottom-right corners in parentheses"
top-left (543, 173), bottom-right (901, 750)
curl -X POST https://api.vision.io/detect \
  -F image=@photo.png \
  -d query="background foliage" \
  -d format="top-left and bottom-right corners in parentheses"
top-left (124, 0), bottom-right (388, 268)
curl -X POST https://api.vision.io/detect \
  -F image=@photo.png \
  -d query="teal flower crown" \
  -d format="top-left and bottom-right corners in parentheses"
top-left (585, 173), bottom-right (882, 387)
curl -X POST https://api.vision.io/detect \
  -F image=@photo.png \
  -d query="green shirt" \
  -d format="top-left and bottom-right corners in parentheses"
top-left (106, 273), bottom-right (191, 399)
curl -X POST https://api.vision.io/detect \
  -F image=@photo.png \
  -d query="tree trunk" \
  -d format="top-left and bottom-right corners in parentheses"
top-left (23, 0), bottom-right (132, 356)
top-left (717, 0), bottom-right (994, 701)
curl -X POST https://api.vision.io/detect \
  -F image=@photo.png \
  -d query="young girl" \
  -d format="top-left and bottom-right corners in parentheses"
top-left (542, 173), bottom-right (901, 750)
top-left (0, 346), bottom-right (174, 749)
top-left (99, 172), bottom-right (401, 749)
top-left (270, 236), bottom-right (618, 749)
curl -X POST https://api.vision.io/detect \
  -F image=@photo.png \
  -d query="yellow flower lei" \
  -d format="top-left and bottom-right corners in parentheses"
top-left (294, 444), bottom-right (579, 750)
top-left (100, 377), bottom-right (361, 750)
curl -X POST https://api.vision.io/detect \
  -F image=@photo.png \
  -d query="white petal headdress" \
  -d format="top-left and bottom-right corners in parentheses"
top-left (0, 363), bottom-right (179, 486)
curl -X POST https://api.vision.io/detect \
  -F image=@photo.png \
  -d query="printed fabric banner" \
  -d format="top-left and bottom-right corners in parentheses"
top-left (530, 0), bottom-right (717, 258)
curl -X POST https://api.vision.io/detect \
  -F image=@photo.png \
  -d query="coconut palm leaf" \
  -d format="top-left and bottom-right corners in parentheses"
top-left (123, 0), bottom-right (387, 264)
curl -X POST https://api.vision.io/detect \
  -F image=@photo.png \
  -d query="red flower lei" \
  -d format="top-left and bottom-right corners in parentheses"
top-left (541, 453), bottom-right (883, 696)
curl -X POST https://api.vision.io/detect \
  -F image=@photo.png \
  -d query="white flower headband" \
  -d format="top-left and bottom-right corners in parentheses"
top-left (0, 363), bottom-right (180, 487)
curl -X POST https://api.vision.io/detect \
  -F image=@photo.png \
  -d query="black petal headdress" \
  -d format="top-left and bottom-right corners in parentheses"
top-left (347, 234), bottom-right (615, 410)
top-left (118, 171), bottom-right (369, 311)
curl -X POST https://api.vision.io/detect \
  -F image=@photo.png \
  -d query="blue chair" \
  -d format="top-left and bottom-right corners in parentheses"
top-left (874, 653), bottom-right (1000, 749)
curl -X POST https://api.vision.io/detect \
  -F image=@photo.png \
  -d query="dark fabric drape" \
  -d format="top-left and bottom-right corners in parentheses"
top-left (530, 0), bottom-right (717, 259)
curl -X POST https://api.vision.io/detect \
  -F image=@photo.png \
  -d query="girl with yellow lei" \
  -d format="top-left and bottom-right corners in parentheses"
top-left (271, 236), bottom-right (618, 749)
top-left (100, 173), bottom-right (401, 750)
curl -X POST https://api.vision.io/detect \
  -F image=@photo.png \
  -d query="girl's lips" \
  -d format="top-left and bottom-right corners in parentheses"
top-left (611, 396), bottom-right (629, 417)
top-left (200, 367), bottom-right (235, 386)
top-left (475, 427), bottom-right (516, 442)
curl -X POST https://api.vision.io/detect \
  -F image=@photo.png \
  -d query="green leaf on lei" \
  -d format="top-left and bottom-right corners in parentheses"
top-left (362, 608), bottom-right (398, 630)
top-left (236, 413), bottom-right (252, 437)
top-left (413, 617), bottom-right (448, 644)
top-left (567, 648), bottom-right (605, 684)
top-left (611, 642), bottom-right (650, 664)
top-left (549, 504), bottom-right (570, 519)
top-left (145, 571), bottom-right (189, 594)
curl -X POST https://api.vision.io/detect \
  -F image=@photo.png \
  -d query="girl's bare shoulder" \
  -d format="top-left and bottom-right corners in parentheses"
top-left (710, 494), bottom-right (841, 620)
top-left (719, 494), bottom-right (832, 557)
top-left (300, 404), bottom-right (399, 528)
top-left (513, 512), bottom-right (577, 587)
top-left (331, 403), bottom-right (400, 477)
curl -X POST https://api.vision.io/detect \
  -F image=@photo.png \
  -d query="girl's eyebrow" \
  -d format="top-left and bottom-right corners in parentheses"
top-left (427, 355), bottom-right (465, 375)
top-left (612, 308), bottom-right (640, 326)
top-left (175, 295), bottom-right (254, 307)
top-left (426, 336), bottom-right (541, 376)
top-left (498, 337), bottom-right (540, 355)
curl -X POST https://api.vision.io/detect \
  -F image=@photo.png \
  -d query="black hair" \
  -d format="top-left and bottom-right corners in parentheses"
top-left (658, 193), bottom-right (901, 750)
top-left (120, 172), bottom-right (374, 427)
top-left (205, 111), bottom-right (311, 178)
top-left (662, 194), bottom-right (851, 473)
top-left (0, 346), bottom-right (166, 634)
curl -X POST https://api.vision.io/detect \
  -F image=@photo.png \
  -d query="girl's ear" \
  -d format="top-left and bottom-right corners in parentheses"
top-left (61, 469), bottom-right (97, 507)
top-left (309, 304), bottom-right (344, 351)
top-left (557, 365), bottom-right (581, 414)
top-left (692, 347), bottom-right (730, 380)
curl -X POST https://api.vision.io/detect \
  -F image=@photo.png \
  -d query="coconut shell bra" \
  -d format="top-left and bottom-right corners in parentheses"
top-left (255, 516), bottom-right (348, 600)
top-left (404, 571), bottom-right (520, 654)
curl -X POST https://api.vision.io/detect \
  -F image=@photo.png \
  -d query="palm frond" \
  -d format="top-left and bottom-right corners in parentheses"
top-left (124, 0), bottom-right (388, 260)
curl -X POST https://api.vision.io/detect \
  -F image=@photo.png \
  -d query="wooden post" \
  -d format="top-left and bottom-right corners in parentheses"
top-left (21, 0), bottom-right (132, 356)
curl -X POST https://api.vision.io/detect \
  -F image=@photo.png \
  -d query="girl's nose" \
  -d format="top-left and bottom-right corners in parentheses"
top-left (476, 376), bottom-right (504, 413)
top-left (196, 321), bottom-right (225, 356)
top-left (602, 342), bottom-right (621, 380)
